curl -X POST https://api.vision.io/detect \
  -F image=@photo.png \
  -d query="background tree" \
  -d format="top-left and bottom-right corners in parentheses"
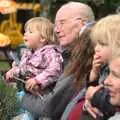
top-left (0, 78), bottom-right (20, 120)
top-left (46, 0), bottom-right (120, 21)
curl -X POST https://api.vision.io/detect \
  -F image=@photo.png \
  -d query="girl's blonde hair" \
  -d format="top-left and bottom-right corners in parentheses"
top-left (90, 14), bottom-right (120, 57)
top-left (24, 17), bottom-right (55, 44)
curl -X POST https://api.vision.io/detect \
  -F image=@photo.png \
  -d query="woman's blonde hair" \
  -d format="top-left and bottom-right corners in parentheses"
top-left (24, 17), bottom-right (55, 44)
top-left (90, 14), bottom-right (120, 57)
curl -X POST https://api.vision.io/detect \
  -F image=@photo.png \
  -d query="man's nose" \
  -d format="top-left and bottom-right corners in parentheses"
top-left (54, 23), bottom-right (61, 33)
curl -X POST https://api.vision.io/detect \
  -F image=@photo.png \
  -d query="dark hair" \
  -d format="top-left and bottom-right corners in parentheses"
top-left (64, 26), bottom-right (94, 89)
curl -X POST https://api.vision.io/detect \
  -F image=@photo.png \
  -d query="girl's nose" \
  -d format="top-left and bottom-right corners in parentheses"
top-left (24, 31), bottom-right (28, 37)
top-left (95, 44), bottom-right (101, 52)
top-left (104, 74), bottom-right (111, 86)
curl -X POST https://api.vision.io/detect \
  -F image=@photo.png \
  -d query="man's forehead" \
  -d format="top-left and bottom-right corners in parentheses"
top-left (55, 9), bottom-right (80, 22)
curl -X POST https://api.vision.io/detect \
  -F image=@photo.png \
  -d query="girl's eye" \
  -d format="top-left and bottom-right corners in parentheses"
top-left (99, 41), bottom-right (107, 46)
top-left (25, 27), bottom-right (33, 33)
top-left (29, 30), bottom-right (32, 33)
top-left (26, 30), bottom-right (32, 33)
top-left (111, 70), bottom-right (120, 79)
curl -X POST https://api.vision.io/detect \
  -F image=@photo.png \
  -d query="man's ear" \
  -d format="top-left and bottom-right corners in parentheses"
top-left (82, 20), bottom-right (87, 26)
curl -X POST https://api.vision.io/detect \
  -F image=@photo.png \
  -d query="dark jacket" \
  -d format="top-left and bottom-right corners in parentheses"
top-left (61, 65), bottom-right (115, 120)
top-left (21, 75), bottom-right (76, 119)
top-left (91, 89), bottom-right (115, 119)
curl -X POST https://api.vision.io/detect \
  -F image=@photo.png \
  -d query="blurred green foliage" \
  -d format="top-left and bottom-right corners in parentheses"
top-left (46, 0), bottom-right (120, 21)
top-left (0, 78), bottom-right (20, 120)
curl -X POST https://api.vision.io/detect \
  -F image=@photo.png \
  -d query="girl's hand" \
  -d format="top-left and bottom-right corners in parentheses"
top-left (85, 84), bottom-right (103, 100)
top-left (92, 54), bottom-right (103, 72)
top-left (84, 100), bottom-right (103, 119)
top-left (25, 78), bottom-right (37, 91)
top-left (89, 54), bottom-right (103, 82)
top-left (84, 85), bottom-right (104, 119)
top-left (5, 69), bottom-right (14, 82)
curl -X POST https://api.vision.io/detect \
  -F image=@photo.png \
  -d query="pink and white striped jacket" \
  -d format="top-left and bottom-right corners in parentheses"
top-left (13, 44), bottom-right (63, 88)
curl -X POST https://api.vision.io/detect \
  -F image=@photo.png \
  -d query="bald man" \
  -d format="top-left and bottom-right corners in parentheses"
top-left (54, 1), bottom-right (94, 48)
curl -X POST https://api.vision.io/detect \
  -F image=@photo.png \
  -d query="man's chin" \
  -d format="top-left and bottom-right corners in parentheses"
top-left (59, 41), bottom-right (67, 47)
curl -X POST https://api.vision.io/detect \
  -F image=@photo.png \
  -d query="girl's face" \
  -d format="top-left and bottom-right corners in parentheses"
top-left (24, 26), bottom-right (44, 50)
top-left (95, 42), bottom-right (112, 64)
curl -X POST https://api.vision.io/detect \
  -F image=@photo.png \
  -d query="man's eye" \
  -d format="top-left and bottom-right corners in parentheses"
top-left (60, 21), bottom-right (65, 25)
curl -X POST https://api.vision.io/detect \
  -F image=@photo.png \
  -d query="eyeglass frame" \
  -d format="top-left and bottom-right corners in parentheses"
top-left (54, 17), bottom-right (88, 28)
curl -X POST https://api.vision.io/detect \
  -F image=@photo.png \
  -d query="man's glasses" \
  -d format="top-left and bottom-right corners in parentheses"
top-left (54, 17), bottom-right (86, 28)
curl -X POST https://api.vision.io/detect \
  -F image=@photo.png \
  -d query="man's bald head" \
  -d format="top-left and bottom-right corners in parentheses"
top-left (58, 2), bottom-right (95, 22)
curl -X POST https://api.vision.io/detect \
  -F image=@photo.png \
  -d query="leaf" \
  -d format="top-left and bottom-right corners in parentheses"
top-left (0, 79), bottom-right (20, 120)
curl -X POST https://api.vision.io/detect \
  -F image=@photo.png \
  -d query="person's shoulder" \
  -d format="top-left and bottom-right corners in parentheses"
top-left (108, 112), bottom-right (120, 120)
top-left (44, 44), bottom-right (62, 53)
top-left (53, 74), bottom-right (74, 91)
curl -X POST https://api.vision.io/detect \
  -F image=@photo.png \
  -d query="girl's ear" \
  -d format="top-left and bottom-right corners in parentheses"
top-left (40, 38), bottom-right (46, 43)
